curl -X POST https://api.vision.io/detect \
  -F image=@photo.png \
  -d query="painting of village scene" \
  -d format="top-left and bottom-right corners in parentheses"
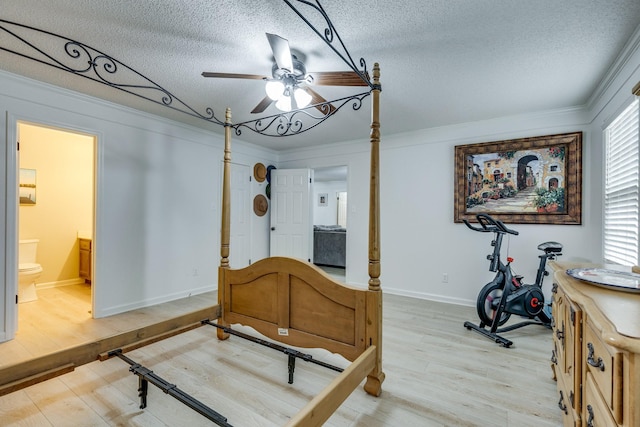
top-left (465, 146), bottom-right (566, 214)
top-left (454, 132), bottom-right (582, 225)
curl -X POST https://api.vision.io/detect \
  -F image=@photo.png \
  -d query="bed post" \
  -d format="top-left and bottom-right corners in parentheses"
top-left (217, 107), bottom-right (232, 341)
top-left (364, 63), bottom-right (385, 396)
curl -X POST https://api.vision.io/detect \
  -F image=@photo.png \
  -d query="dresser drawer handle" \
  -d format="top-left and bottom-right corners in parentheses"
top-left (586, 342), bottom-right (605, 371)
top-left (550, 349), bottom-right (557, 365)
top-left (555, 324), bottom-right (565, 343)
top-left (558, 390), bottom-right (568, 415)
top-left (586, 404), bottom-right (594, 427)
top-left (556, 329), bottom-right (565, 350)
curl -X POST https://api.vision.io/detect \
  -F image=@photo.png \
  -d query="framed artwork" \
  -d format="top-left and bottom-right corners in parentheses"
top-left (19, 168), bottom-right (37, 205)
top-left (454, 132), bottom-right (582, 225)
top-left (318, 193), bottom-right (328, 207)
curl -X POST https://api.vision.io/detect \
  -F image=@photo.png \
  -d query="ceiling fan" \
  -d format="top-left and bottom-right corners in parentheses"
top-left (202, 33), bottom-right (368, 115)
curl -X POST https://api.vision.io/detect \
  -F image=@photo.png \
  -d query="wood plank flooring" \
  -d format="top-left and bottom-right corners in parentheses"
top-left (0, 287), bottom-right (561, 426)
top-left (0, 284), bottom-right (216, 370)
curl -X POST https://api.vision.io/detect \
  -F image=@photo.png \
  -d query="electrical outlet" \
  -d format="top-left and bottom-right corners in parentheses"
top-left (442, 273), bottom-right (449, 283)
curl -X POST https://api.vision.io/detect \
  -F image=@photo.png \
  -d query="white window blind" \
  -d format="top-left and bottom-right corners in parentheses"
top-left (604, 99), bottom-right (640, 265)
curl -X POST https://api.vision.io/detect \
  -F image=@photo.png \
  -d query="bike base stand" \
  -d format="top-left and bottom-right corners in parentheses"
top-left (464, 321), bottom-right (513, 347)
top-left (464, 319), bottom-right (551, 348)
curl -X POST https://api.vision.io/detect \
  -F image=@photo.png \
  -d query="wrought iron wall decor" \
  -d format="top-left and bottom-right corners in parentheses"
top-left (0, 0), bottom-right (378, 138)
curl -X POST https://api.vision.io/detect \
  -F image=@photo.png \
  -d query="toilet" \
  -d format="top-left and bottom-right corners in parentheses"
top-left (18, 239), bottom-right (43, 303)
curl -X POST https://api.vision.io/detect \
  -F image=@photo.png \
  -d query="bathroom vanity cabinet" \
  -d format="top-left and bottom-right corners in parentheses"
top-left (79, 238), bottom-right (92, 283)
top-left (550, 262), bottom-right (640, 427)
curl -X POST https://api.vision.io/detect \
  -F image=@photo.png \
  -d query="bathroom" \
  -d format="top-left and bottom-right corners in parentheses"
top-left (17, 122), bottom-right (95, 326)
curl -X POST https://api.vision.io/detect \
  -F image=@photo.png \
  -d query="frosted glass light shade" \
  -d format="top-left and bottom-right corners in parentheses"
top-left (294, 88), bottom-right (312, 108)
top-left (265, 80), bottom-right (284, 100)
top-left (275, 95), bottom-right (292, 112)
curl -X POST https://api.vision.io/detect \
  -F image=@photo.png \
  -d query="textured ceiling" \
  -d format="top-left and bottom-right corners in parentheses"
top-left (1, 1), bottom-right (640, 150)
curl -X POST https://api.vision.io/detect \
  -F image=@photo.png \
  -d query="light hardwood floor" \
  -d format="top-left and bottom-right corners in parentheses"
top-left (0, 284), bottom-right (216, 370)
top-left (0, 288), bottom-right (561, 426)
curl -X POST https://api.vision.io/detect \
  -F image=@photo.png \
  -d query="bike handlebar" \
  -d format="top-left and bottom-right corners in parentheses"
top-left (463, 213), bottom-right (519, 236)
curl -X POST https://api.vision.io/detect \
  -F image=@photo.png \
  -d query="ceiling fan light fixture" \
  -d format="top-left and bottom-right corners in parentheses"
top-left (294, 87), bottom-right (312, 108)
top-left (275, 95), bottom-right (292, 112)
top-left (265, 80), bottom-right (285, 100)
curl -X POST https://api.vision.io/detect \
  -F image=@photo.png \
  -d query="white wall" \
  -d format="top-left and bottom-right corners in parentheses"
top-left (278, 109), bottom-right (597, 304)
top-left (0, 70), bottom-right (276, 331)
top-left (313, 181), bottom-right (346, 225)
top-left (379, 121), bottom-right (598, 305)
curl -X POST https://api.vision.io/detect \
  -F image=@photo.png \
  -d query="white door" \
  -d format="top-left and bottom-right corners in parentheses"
top-left (270, 168), bottom-right (312, 261)
top-left (229, 163), bottom-right (251, 268)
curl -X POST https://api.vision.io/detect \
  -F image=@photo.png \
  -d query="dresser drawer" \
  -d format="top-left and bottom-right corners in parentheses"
top-left (585, 372), bottom-right (617, 427)
top-left (564, 298), bottom-right (581, 409)
top-left (552, 285), bottom-right (569, 371)
top-left (584, 319), bottom-right (623, 422)
top-left (556, 374), bottom-right (580, 427)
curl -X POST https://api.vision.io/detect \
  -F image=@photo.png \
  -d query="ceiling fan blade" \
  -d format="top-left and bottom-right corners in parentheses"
top-left (306, 87), bottom-right (336, 115)
top-left (266, 33), bottom-right (294, 72)
top-left (201, 72), bottom-right (266, 80)
top-left (251, 95), bottom-right (274, 114)
top-left (308, 71), bottom-right (370, 86)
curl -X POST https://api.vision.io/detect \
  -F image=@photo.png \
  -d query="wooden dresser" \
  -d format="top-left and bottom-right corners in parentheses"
top-left (550, 262), bottom-right (640, 427)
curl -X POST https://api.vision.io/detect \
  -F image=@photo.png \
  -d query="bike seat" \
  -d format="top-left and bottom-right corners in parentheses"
top-left (537, 241), bottom-right (563, 253)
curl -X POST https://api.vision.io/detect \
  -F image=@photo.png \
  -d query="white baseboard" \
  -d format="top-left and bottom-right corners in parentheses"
top-left (94, 285), bottom-right (217, 318)
top-left (36, 277), bottom-right (86, 290)
top-left (383, 286), bottom-right (475, 307)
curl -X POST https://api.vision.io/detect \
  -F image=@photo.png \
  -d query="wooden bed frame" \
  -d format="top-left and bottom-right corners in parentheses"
top-left (216, 64), bottom-right (383, 427)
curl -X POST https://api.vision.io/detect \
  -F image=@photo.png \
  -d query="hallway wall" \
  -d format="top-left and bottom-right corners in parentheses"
top-left (313, 181), bottom-right (346, 225)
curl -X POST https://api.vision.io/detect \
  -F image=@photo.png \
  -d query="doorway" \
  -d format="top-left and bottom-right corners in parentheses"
top-left (15, 122), bottom-right (95, 338)
top-left (312, 166), bottom-right (347, 280)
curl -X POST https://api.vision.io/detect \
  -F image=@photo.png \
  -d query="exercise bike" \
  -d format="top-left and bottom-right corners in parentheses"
top-left (463, 213), bottom-right (562, 347)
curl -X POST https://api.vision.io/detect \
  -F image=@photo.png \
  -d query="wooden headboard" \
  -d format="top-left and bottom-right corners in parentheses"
top-left (220, 256), bottom-right (378, 361)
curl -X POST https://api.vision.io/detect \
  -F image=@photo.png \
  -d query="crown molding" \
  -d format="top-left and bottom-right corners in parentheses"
top-left (587, 24), bottom-right (640, 108)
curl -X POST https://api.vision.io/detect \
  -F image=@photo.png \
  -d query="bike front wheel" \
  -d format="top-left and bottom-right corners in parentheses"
top-left (476, 283), bottom-right (511, 326)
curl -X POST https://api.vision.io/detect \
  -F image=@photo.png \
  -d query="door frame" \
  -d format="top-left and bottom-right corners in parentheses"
top-left (4, 112), bottom-right (19, 341)
top-left (3, 113), bottom-right (99, 341)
